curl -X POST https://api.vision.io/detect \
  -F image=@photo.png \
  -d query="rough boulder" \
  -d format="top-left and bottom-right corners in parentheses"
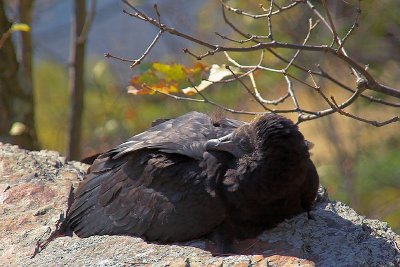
top-left (0, 143), bottom-right (399, 266)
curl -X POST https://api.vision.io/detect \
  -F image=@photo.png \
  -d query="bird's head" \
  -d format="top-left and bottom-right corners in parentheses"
top-left (205, 113), bottom-right (308, 161)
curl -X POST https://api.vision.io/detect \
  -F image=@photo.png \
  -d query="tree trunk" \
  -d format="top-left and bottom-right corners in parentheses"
top-left (19, 1), bottom-right (34, 85)
top-left (66, 0), bottom-right (87, 161)
top-left (0, 1), bottom-right (39, 150)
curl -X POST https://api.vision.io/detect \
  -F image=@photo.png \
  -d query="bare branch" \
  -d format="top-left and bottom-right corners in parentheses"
top-left (122, 7), bottom-right (216, 50)
top-left (215, 32), bottom-right (257, 44)
top-left (153, 4), bottom-right (161, 25)
top-left (298, 71), bottom-right (366, 122)
top-left (225, 66), bottom-right (272, 112)
top-left (284, 18), bottom-right (319, 71)
top-left (116, 0), bottom-right (399, 127)
top-left (266, 0), bottom-right (274, 40)
top-left (105, 28), bottom-right (163, 68)
top-left (267, 50), bottom-right (400, 107)
top-left (249, 69), bottom-right (290, 106)
top-left (305, 0), bottom-right (362, 81)
top-left (104, 52), bottom-right (136, 63)
top-left (183, 46), bottom-right (221, 61)
top-left (316, 66), bottom-right (400, 107)
top-left (220, 0), bottom-right (304, 19)
top-left (221, 6), bottom-right (254, 42)
top-left (123, 4), bottom-right (400, 99)
top-left (330, 97), bottom-right (400, 127)
top-left (337, 4), bottom-right (361, 51)
top-left (321, 0), bottom-right (340, 47)
top-left (284, 74), bottom-right (303, 123)
top-left (144, 83), bottom-right (264, 115)
top-left (143, 84), bottom-right (203, 103)
top-left (129, 29), bottom-right (163, 68)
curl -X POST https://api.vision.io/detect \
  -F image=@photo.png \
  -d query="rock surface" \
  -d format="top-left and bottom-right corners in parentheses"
top-left (0, 142), bottom-right (399, 266)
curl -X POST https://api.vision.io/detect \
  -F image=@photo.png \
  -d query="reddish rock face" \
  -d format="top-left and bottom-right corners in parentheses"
top-left (0, 144), bottom-right (85, 265)
top-left (0, 143), bottom-right (399, 266)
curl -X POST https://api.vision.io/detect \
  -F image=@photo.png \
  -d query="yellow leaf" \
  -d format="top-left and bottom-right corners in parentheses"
top-left (127, 85), bottom-right (153, 95)
top-left (10, 23), bottom-right (30, 32)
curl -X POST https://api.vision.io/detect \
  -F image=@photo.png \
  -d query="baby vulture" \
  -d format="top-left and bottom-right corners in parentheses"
top-left (65, 111), bottom-right (319, 253)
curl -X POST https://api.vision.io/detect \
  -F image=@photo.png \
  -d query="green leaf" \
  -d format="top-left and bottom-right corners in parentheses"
top-left (128, 62), bottom-right (208, 95)
top-left (152, 63), bottom-right (186, 82)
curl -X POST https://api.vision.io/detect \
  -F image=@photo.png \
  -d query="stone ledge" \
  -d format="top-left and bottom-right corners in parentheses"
top-left (0, 143), bottom-right (399, 266)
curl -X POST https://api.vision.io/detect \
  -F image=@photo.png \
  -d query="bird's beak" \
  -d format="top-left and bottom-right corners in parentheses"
top-left (206, 133), bottom-right (242, 157)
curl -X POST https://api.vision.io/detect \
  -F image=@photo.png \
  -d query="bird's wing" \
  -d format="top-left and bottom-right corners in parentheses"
top-left (66, 113), bottom-right (247, 243)
top-left (102, 112), bottom-right (244, 160)
top-left (67, 150), bottom-right (226, 242)
top-left (213, 117), bottom-right (246, 129)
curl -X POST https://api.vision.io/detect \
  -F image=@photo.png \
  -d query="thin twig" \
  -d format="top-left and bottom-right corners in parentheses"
top-left (123, 8), bottom-right (216, 49)
top-left (221, 6), bottom-right (254, 42)
top-left (143, 84), bottom-right (203, 102)
top-left (188, 79), bottom-right (316, 115)
top-left (104, 53), bottom-right (136, 63)
top-left (284, 74), bottom-right (303, 122)
top-left (330, 97), bottom-right (399, 127)
top-left (131, 29), bottom-right (163, 68)
top-left (249, 71), bottom-right (290, 105)
top-left (298, 71), bottom-right (365, 122)
top-left (144, 84), bottom-right (263, 115)
top-left (266, 0), bottom-right (274, 40)
top-left (225, 51), bottom-right (282, 73)
top-left (316, 66), bottom-right (400, 107)
top-left (267, 49), bottom-right (399, 107)
top-left (321, 0), bottom-right (340, 47)
top-left (225, 66), bottom-right (272, 111)
top-left (104, 29), bottom-right (163, 68)
top-left (220, 0), bottom-right (304, 19)
top-left (306, 0), bottom-right (361, 80)
top-left (225, 50), bottom-right (289, 105)
top-left (337, 3), bottom-right (361, 52)
top-left (183, 46), bottom-right (221, 61)
top-left (153, 4), bottom-right (161, 25)
top-left (215, 32), bottom-right (257, 44)
top-left (284, 18), bottom-right (319, 71)
top-left (285, 72), bottom-right (317, 90)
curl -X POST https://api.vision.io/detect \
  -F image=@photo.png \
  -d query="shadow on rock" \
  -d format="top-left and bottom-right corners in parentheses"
top-left (178, 197), bottom-right (400, 266)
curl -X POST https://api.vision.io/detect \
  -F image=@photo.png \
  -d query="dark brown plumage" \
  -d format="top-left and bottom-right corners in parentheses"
top-left (64, 111), bottom-right (319, 252)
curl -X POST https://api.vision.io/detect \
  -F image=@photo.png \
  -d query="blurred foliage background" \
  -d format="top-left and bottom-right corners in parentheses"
top-left (2, 0), bottom-right (399, 232)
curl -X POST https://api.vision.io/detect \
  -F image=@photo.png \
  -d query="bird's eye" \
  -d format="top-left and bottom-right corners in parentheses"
top-left (239, 138), bottom-right (251, 152)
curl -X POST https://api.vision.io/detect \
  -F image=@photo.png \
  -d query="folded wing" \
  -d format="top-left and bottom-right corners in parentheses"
top-left (67, 112), bottom-right (242, 242)
top-left (104, 111), bottom-right (245, 160)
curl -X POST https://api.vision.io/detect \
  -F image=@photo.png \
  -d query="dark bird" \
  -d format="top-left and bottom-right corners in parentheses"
top-left (62, 111), bottom-right (319, 253)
